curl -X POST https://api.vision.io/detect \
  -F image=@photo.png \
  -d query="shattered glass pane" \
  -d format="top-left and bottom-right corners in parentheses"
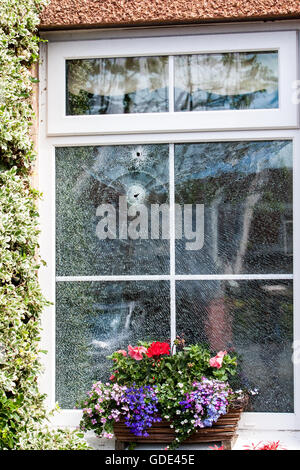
top-left (175, 140), bottom-right (293, 274)
top-left (176, 280), bottom-right (293, 412)
top-left (56, 145), bottom-right (169, 276)
top-left (56, 281), bottom-right (170, 408)
top-left (174, 51), bottom-right (278, 111)
top-left (66, 56), bottom-right (169, 115)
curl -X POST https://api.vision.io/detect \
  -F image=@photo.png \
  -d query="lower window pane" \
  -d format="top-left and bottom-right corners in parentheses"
top-left (56, 281), bottom-right (170, 408)
top-left (176, 279), bottom-right (293, 412)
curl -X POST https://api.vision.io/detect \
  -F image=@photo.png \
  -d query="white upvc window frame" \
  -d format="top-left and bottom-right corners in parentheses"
top-left (39, 25), bottom-right (300, 431)
top-left (47, 31), bottom-right (298, 136)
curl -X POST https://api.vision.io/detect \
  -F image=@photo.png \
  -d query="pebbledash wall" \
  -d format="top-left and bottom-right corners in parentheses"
top-left (38, 1), bottom-right (300, 431)
top-left (39, 0), bottom-right (300, 29)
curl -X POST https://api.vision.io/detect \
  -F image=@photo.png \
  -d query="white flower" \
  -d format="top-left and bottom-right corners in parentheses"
top-left (178, 383), bottom-right (184, 388)
top-left (176, 410), bottom-right (181, 415)
top-left (164, 415), bottom-right (170, 419)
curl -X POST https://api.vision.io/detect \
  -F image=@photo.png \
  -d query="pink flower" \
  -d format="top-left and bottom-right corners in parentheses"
top-left (109, 374), bottom-right (115, 381)
top-left (128, 345), bottom-right (147, 361)
top-left (116, 349), bottom-right (127, 357)
top-left (209, 350), bottom-right (227, 369)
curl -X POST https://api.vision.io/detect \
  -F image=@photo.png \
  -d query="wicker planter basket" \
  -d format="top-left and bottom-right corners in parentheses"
top-left (114, 407), bottom-right (243, 450)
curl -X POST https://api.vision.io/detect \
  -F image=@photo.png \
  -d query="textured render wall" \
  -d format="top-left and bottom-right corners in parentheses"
top-left (40, 0), bottom-right (300, 29)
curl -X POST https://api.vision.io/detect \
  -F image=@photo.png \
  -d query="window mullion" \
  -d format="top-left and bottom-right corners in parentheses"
top-left (169, 143), bottom-right (176, 345)
top-left (168, 55), bottom-right (174, 113)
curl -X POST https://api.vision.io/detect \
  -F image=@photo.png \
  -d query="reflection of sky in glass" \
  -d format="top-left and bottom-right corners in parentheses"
top-left (56, 145), bottom-right (169, 276)
top-left (175, 51), bottom-right (278, 111)
top-left (66, 56), bottom-right (169, 115)
top-left (56, 281), bottom-right (170, 408)
top-left (176, 140), bottom-right (292, 182)
top-left (175, 141), bottom-right (293, 275)
top-left (176, 279), bottom-right (293, 413)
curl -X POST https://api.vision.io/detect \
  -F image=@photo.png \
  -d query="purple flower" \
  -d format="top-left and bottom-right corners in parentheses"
top-left (179, 378), bottom-right (230, 429)
top-left (124, 385), bottom-right (161, 437)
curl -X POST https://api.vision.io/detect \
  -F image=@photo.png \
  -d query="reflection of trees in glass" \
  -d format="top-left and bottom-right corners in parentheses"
top-left (66, 59), bottom-right (95, 114)
top-left (175, 140), bottom-right (292, 274)
top-left (56, 281), bottom-right (170, 408)
top-left (66, 56), bottom-right (169, 115)
top-left (175, 51), bottom-right (278, 111)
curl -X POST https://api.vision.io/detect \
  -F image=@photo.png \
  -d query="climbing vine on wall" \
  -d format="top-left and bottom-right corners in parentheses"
top-left (0, 0), bottom-right (88, 449)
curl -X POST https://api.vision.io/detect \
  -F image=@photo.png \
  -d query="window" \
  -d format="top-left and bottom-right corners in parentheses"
top-left (39, 26), bottom-right (300, 429)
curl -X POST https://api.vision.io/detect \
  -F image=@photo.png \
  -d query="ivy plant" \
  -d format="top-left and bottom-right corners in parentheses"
top-left (0, 0), bottom-right (89, 450)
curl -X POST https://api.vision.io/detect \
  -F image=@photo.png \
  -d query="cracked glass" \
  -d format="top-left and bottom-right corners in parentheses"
top-left (56, 140), bottom-right (293, 413)
top-left (56, 144), bottom-right (169, 276)
top-left (175, 140), bottom-right (293, 275)
top-left (176, 279), bottom-right (293, 412)
top-left (56, 281), bottom-right (170, 408)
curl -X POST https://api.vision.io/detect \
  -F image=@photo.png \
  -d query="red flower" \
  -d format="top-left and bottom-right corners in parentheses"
top-left (244, 441), bottom-right (286, 450)
top-left (146, 341), bottom-right (170, 358)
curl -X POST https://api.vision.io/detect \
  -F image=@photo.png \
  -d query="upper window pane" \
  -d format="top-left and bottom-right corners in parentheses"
top-left (174, 52), bottom-right (278, 111)
top-left (56, 144), bottom-right (169, 276)
top-left (175, 140), bottom-right (293, 275)
top-left (66, 56), bottom-right (169, 115)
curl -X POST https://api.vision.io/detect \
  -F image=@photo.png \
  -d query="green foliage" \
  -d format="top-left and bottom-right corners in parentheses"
top-left (0, 1), bottom-right (89, 450)
top-left (0, 169), bottom-right (47, 449)
top-left (16, 427), bottom-right (90, 450)
top-left (109, 342), bottom-right (237, 387)
top-left (80, 342), bottom-right (241, 449)
top-left (0, 1), bottom-right (47, 171)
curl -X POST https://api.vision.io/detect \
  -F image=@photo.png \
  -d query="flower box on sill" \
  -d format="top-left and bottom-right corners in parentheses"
top-left (79, 340), bottom-right (253, 450)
